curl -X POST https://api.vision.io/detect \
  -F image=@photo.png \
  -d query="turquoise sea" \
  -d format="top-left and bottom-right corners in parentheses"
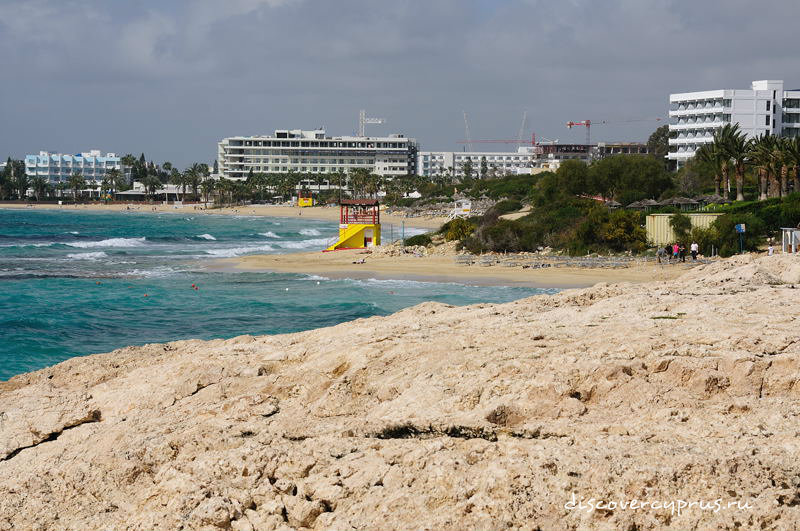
top-left (0, 208), bottom-right (554, 380)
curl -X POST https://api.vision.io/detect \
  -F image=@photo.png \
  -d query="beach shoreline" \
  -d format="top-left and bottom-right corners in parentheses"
top-left (221, 248), bottom-right (688, 288)
top-left (0, 202), bottom-right (448, 230)
top-left (1, 202), bottom-right (687, 288)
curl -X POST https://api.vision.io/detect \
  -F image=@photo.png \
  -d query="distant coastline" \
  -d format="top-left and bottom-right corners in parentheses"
top-left (0, 202), bottom-right (447, 230)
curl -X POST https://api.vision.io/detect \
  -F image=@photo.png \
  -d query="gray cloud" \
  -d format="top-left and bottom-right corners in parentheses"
top-left (1, 0), bottom-right (798, 167)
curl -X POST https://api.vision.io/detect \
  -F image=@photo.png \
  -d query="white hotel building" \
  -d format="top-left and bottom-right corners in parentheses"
top-left (24, 150), bottom-right (121, 184)
top-left (418, 144), bottom-right (595, 178)
top-left (418, 149), bottom-right (533, 178)
top-left (669, 79), bottom-right (800, 167)
top-left (217, 129), bottom-right (418, 180)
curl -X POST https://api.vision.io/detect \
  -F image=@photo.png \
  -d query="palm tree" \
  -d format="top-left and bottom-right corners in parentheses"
top-left (106, 168), bottom-right (126, 195)
top-left (770, 137), bottom-right (789, 197)
top-left (749, 134), bottom-right (772, 200)
top-left (55, 182), bottom-right (67, 200)
top-left (68, 171), bottom-right (86, 202)
top-left (200, 176), bottom-right (215, 204)
top-left (694, 143), bottom-right (724, 197)
top-left (711, 125), bottom-right (735, 200)
top-left (101, 175), bottom-right (112, 197)
top-left (216, 177), bottom-right (232, 206)
top-left (170, 168), bottom-right (185, 201)
top-left (719, 124), bottom-right (751, 201)
top-left (141, 172), bottom-right (162, 201)
top-left (786, 136), bottom-right (800, 194)
top-left (30, 176), bottom-right (49, 201)
top-left (188, 163), bottom-right (205, 201)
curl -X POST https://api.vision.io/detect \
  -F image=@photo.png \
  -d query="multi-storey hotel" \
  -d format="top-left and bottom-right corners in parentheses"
top-left (418, 144), bottom-right (597, 177)
top-left (418, 149), bottom-right (534, 178)
top-left (24, 150), bottom-right (121, 184)
top-left (217, 129), bottom-right (418, 180)
top-left (669, 80), bottom-right (800, 167)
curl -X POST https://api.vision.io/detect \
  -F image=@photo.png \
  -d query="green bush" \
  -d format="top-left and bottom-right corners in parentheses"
top-left (439, 218), bottom-right (475, 241)
top-left (572, 207), bottom-right (647, 254)
top-left (689, 226), bottom-right (716, 256)
top-left (468, 174), bottom-right (537, 200)
top-left (462, 219), bottom-right (536, 254)
top-left (669, 213), bottom-right (692, 241)
top-left (711, 213), bottom-right (765, 257)
top-left (404, 233), bottom-right (432, 247)
top-left (488, 199), bottom-right (523, 216)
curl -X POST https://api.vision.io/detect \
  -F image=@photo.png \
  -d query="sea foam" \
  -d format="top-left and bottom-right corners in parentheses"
top-left (66, 252), bottom-right (108, 260)
top-left (204, 244), bottom-right (276, 257)
top-left (67, 237), bottom-right (146, 248)
top-left (275, 238), bottom-right (330, 249)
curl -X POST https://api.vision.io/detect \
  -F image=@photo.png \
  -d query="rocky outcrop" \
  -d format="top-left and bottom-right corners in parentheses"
top-left (2, 254), bottom-right (800, 530)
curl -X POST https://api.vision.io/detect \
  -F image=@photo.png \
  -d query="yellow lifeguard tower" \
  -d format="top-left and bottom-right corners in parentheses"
top-left (297, 189), bottom-right (314, 207)
top-left (324, 199), bottom-right (381, 251)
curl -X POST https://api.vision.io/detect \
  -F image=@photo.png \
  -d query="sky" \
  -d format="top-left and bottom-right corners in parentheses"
top-left (1, 0), bottom-right (799, 168)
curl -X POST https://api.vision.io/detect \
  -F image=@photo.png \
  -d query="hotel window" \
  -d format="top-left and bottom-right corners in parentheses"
top-left (766, 115), bottom-right (771, 126)
top-left (767, 101), bottom-right (771, 111)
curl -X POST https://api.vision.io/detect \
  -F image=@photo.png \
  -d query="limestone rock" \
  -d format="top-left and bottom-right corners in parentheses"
top-left (2, 254), bottom-right (800, 530)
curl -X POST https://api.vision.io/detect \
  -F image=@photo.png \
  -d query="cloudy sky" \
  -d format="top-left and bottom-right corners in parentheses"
top-left (1, 0), bottom-right (798, 168)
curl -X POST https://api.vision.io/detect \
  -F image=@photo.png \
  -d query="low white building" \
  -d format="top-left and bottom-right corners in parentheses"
top-left (419, 144), bottom-right (594, 177)
top-left (669, 79), bottom-right (800, 167)
top-left (418, 148), bottom-right (534, 178)
top-left (24, 150), bottom-right (121, 185)
top-left (217, 129), bottom-right (418, 180)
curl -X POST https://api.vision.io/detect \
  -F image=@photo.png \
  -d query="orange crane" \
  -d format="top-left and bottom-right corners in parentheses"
top-left (566, 117), bottom-right (664, 146)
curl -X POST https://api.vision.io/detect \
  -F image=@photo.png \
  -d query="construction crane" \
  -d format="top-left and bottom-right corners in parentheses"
top-left (566, 117), bottom-right (664, 146)
top-left (516, 111), bottom-right (528, 145)
top-left (358, 110), bottom-right (385, 137)
top-left (463, 111), bottom-right (473, 151)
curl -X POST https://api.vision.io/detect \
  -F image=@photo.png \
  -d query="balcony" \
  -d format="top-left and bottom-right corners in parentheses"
top-left (669, 106), bottom-right (730, 117)
top-left (669, 136), bottom-right (714, 146)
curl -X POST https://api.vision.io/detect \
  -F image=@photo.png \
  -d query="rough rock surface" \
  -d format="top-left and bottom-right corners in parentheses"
top-left (1, 254), bottom-right (800, 530)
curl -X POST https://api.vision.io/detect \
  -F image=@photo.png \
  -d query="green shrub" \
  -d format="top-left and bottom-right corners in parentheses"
top-left (404, 233), bottom-right (432, 247)
top-left (439, 218), bottom-right (475, 241)
top-left (689, 226), bottom-right (716, 256)
top-left (488, 199), bottom-right (523, 216)
top-left (711, 213), bottom-right (765, 257)
top-left (468, 174), bottom-right (537, 200)
top-left (669, 212), bottom-right (692, 241)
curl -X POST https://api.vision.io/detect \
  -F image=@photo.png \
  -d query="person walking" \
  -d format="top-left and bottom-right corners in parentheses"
top-left (690, 241), bottom-right (699, 261)
top-left (656, 246), bottom-right (666, 264)
top-left (679, 243), bottom-right (686, 262)
top-left (672, 243), bottom-right (679, 261)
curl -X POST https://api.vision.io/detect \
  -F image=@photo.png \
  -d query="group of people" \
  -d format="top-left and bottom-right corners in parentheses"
top-left (656, 241), bottom-right (700, 263)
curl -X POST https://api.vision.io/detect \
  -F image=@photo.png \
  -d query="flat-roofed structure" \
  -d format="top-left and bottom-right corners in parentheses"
top-left (217, 129), bottom-right (417, 180)
top-left (669, 80), bottom-right (800, 168)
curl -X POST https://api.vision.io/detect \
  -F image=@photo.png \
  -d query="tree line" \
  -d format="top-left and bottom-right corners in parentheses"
top-left (693, 124), bottom-right (800, 201)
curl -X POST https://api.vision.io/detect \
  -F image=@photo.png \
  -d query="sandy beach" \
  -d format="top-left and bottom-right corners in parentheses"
top-left (225, 248), bottom-right (686, 288)
top-left (0, 202), bottom-right (448, 230)
top-left (2, 253), bottom-right (799, 530)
